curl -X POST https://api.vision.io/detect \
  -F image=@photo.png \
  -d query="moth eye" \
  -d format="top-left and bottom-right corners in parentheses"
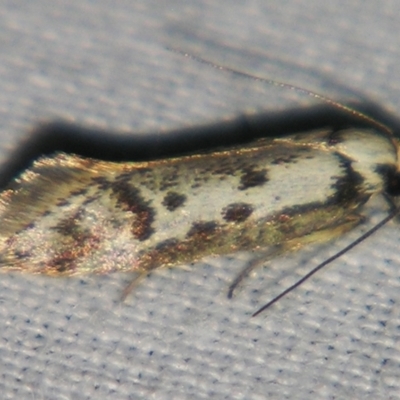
top-left (375, 164), bottom-right (400, 196)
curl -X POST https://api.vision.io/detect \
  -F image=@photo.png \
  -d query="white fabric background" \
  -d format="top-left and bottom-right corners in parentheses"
top-left (1, 1), bottom-right (400, 399)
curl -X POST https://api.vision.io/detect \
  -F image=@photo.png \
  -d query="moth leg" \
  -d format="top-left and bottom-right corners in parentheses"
top-left (228, 214), bottom-right (364, 299)
top-left (121, 272), bottom-right (149, 302)
top-left (227, 246), bottom-right (284, 298)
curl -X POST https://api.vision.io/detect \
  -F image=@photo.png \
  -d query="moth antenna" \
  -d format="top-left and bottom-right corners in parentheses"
top-left (252, 208), bottom-right (399, 317)
top-left (168, 47), bottom-right (392, 136)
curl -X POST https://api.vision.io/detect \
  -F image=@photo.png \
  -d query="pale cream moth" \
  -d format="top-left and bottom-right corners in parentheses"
top-left (0, 57), bottom-right (399, 316)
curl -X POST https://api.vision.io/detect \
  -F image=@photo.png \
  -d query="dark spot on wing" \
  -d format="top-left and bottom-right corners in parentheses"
top-left (47, 212), bottom-right (101, 275)
top-left (51, 211), bottom-right (95, 245)
top-left (222, 203), bottom-right (254, 223)
top-left (212, 158), bottom-right (237, 176)
top-left (51, 213), bottom-right (81, 238)
top-left (239, 167), bottom-right (268, 190)
top-left (82, 194), bottom-right (101, 206)
top-left (50, 255), bottom-right (77, 274)
top-left (91, 176), bottom-right (113, 190)
top-left (162, 191), bottom-right (187, 211)
top-left (155, 238), bottom-right (179, 251)
top-left (186, 221), bottom-right (219, 240)
top-left (70, 187), bottom-right (89, 196)
top-left (271, 154), bottom-right (299, 165)
top-left (159, 166), bottom-right (180, 191)
top-left (110, 181), bottom-right (155, 241)
top-left (330, 154), bottom-right (365, 205)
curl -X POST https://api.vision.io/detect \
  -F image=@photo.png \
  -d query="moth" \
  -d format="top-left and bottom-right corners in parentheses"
top-left (1, 56), bottom-right (399, 316)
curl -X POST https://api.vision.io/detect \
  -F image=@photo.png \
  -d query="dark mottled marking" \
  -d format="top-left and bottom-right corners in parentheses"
top-left (162, 191), bottom-right (187, 212)
top-left (50, 253), bottom-right (77, 274)
top-left (51, 212), bottom-right (81, 238)
top-left (111, 181), bottom-right (155, 241)
top-left (271, 154), bottom-right (298, 165)
top-left (159, 167), bottom-right (180, 191)
top-left (70, 187), bottom-right (89, 196)
top-left (222, 203), bottom-right (254, 223)
top-left (155, 238), bottom-right (179, 251)
top-left (212, 163), bottom-right (236, 176)
top-left (56, 198), bottom-right (70, 207)
top-left (92, 176), bottom-right (112, 190)
top-left (330, 154), bottom-right (365, 205)
top-left (235, 235), bottom-right (254, 248)
top-left (47, 232), bottom-right (100, 275)
top-left (186, 221), bottom-right (219, 240)
top-left (47, 212), bottom-right (100, 274)
top-left (214, 168), bottom-right (233, 176)
top-left (82, 194), bottom-right (101, 206)
top-left (239, 167), bottom-right (268, 190)
top-left (51, 212), bottom-right (97, 247)
top-left (193, 175), bottom-right (207, 182)
top-left (136, 168), bottom-right (152, 175)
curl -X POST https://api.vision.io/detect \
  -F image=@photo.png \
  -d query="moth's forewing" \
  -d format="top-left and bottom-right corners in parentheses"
top-left (0, 128), bottom-right (397, 280)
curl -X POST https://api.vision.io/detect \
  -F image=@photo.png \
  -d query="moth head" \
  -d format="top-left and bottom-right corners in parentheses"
top-left (377, 164), bottom-right (400, 197)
